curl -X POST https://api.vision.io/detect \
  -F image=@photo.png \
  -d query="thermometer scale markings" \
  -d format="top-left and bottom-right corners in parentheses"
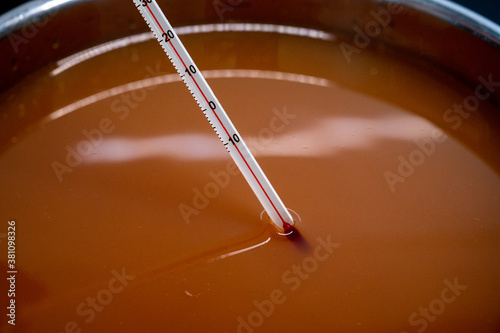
top-left (134, 0), bottom-right (294, 232)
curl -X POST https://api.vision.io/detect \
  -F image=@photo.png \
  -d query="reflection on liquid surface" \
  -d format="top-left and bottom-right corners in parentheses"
top-left (0, 28), bottom-right (499, 332)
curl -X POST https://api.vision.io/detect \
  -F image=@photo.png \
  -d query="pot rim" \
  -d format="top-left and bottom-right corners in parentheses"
top-left (1, 0), bottom-right (499, 45)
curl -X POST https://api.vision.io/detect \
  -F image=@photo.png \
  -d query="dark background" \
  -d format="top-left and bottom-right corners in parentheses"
top-left (1, 0), bottom-right (500, 25)
top-left (449, 0), bottom-right (500, 25)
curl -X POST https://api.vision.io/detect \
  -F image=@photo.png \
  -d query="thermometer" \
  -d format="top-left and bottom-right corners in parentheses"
top-left (133, 0), bottom-right (295, 233)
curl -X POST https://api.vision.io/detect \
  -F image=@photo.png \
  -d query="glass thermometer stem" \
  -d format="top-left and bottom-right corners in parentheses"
top-left (134, 0), bottom-right (294, 232)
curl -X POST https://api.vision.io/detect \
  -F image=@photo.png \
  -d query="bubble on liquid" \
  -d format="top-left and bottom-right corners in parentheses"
top-left (370, 67), bottom-right (378, 75)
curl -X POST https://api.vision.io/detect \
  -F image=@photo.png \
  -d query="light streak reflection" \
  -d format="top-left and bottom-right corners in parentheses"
top-left (84, 114), bottom-right (438, 164)
top-left (50, 23), bottom-right (335, 76)
top-left (44, 69), bottom-right (332, 122)
top-left (207, 237), bottom-right (271, 263)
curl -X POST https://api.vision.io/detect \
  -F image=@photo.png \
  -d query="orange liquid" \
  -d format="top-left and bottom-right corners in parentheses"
top-left (1, 28), bottom-right (500, 332)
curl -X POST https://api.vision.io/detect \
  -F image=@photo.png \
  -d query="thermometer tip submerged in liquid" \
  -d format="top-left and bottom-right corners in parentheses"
top-left (134, 0), bottom-right (295, 233)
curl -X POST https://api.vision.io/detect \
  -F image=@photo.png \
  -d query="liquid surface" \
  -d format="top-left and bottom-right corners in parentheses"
top-left (1, 28), bottom-right (500, 332)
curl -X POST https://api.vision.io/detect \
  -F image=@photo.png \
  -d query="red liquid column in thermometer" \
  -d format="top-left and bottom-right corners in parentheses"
top-left (134, 0), bottom-right (294, 232)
